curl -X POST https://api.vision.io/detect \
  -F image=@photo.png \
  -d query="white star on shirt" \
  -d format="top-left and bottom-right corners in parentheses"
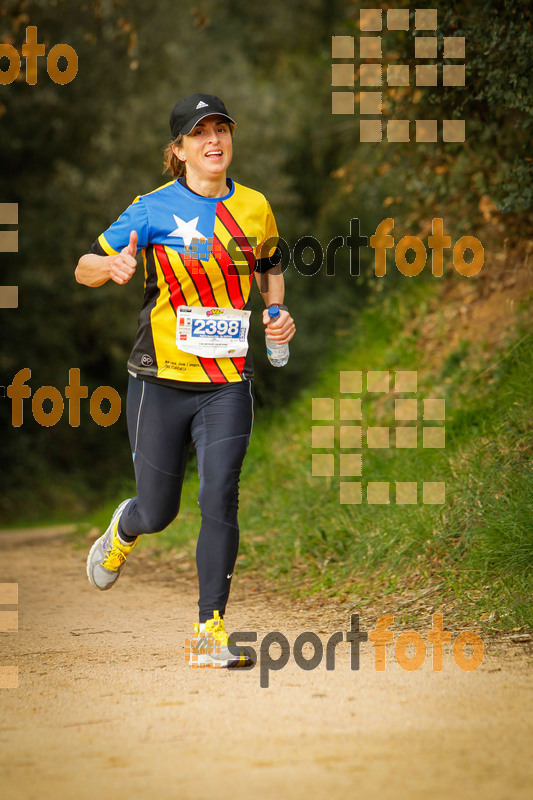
top-left (168, 215), bottom-right (207, 247)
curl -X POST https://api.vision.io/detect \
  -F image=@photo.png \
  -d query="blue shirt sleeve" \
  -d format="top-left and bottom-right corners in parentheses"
top-left (92, 196), bottom-right (150, 256)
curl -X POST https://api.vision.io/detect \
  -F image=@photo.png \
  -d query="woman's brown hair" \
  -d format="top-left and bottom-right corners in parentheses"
top-left (163, 134), bottom-right (185, 178)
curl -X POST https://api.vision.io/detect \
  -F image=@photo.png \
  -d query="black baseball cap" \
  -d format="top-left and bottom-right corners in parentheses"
top-left (169, 93), bottom-right (236, 138)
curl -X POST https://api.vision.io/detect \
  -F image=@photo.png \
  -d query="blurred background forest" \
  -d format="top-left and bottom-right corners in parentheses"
top-left (1, 0), bottom-right (531, 529)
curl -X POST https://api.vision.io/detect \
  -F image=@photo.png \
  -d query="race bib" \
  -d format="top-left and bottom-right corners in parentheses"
top-left (176, 306), bottom-right (250, 358)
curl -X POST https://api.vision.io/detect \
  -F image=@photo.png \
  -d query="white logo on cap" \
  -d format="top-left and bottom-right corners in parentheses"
top-left (196, 101), bottom-right (209, 109)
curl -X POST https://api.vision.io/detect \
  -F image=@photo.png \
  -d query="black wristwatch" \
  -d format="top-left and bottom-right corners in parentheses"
top-left (268, 303), bottom-right (288, 311)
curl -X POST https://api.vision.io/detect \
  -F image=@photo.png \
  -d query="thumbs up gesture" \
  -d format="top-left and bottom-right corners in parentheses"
top-left (109, 230), bottom-right (138, 285)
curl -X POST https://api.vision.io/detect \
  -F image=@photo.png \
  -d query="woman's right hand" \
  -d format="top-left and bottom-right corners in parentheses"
top-left (109, 230), bottom-right (138, 285)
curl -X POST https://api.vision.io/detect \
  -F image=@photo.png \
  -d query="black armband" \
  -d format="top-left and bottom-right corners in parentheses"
top-left (254, 245), bottom-right (283, 273)
top-left (90, 240), bottom-right (107, 256)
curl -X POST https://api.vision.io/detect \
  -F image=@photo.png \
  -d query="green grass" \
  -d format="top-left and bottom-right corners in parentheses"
top-left (73, 277), bottom-right (532, 630)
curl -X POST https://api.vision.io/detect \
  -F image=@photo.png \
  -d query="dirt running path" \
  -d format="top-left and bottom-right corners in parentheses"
top-left (0, 531), bottom-right (531, 800)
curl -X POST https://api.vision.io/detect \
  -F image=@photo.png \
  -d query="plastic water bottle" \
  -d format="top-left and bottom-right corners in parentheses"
top-left (265, 306), bottom-right (289, 367)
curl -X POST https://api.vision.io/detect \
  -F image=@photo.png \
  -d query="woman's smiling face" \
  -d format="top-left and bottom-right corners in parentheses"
top-left (173, 115), bottom-right (233, 182)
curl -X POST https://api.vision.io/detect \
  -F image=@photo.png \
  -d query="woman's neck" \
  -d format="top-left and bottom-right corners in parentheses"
top-left (182, 172), bottom-right (229, 198)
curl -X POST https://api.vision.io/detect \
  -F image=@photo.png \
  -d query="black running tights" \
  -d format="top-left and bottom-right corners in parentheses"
top-left (119, 376), bottom-right (254, 622)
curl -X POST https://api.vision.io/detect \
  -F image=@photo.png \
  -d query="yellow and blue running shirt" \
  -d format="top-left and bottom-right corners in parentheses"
top-left (91, 178), bottom-right (279, 386)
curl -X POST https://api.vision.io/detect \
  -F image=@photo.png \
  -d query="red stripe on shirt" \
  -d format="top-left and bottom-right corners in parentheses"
top-left (217, 203), bottom-right (256, 273)
top-left (155, 245), bottom-right (186, 313)
top-left (179, 252), bottom-right (219, 308)
top-left (230, 357), bottom-right (246, 374)
top-left (211, 234), bottom-right (246, 309)
top-left (198, 356), bottom-right (228, 383)
top-left (157, 247), bottom-right (227, 383)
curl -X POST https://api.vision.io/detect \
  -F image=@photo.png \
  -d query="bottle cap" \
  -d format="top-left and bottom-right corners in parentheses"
top-left (268, 306), bottom-right (280, 318)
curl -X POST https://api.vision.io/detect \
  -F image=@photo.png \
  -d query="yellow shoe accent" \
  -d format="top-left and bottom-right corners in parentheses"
top-left (101, 523), bottom-right (138, 572)
top-left (185, 611), bottom-right (253, 668)
top-left (205, 611), bottom-right (247, 665)
top-left (186, 611), bottom-right (250, 668)
top-left (204, 610), bottom-right (230, 647)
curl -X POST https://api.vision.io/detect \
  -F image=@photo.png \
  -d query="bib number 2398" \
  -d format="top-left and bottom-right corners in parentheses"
top-left (192, 318), bottom-right (241, 337)
top-left (176, 306), bottom-right (250, 358)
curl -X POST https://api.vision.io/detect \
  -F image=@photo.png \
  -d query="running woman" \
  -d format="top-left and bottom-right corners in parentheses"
top-left (75, 93), bottom-right (295, 667)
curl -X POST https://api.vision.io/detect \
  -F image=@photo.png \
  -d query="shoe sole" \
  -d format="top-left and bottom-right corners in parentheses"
top-left (86, 499), bottom-right (131, 590)
top-left (187, 655), bottom-right (252, 669)
top-left (185, 639), bottom-right (254, 669)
